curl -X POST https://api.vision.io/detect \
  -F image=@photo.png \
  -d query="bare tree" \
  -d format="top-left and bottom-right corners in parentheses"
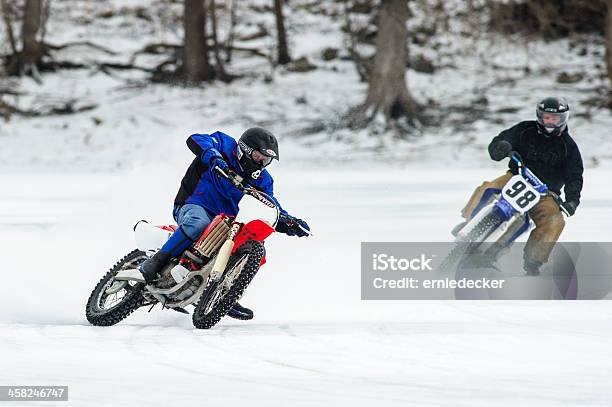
top-left (225, 0), bottom-right (237, 63)
top-left (343, 0), bottom-right (371, 83)
top-left (2, 0), bottom-right (46, 79)
top-left (351, 0), bottom-right (420, 128)
top-left (209, 0), bottom-right (230, 81)
top-left (183, 0), bottom-right (212, 83)
top-left (606, 0), bottom-right (612, 90)
top-left (273, 0), bottom-right (291, 65)
top-left (1, 0), bottom-right (17, 55)
top-left (20, 0), bottom-right (44, 75)
top-left (39, 0), bottom-right (50, 41)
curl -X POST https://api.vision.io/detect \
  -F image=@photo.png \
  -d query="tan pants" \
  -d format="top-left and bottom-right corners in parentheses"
top-left (461, 172), bottom-right (565, 264)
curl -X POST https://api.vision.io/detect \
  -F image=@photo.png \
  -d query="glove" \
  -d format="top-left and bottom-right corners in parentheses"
top-left (202, 148), bottom-right (223, 166)
top-left (210, 156), bottom-right (229, 174)
top-left (489, 140), bottom-right (513, 161)
top-left (276, 213), bottom-right (310, 237)
top-left (202, 148), bottom-right (229, 174)
top-left (562, 200), bottom-right (578, 216)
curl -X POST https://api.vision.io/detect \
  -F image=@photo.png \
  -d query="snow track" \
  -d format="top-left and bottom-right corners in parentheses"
top-left (1, 167), bottom-right (611, 406)
top-left (2, 318), bottom-right (612, 406)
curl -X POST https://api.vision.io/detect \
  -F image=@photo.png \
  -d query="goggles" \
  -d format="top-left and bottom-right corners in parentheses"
top-left (250, 149), bottom-right (273, 166)
top-left (537, 111), bottom-right (568, 128)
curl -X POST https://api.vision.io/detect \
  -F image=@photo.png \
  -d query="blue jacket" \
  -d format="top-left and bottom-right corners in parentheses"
top-left (174, 131), bottom-right (287, 217)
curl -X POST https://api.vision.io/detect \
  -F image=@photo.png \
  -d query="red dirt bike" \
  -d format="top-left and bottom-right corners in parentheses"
top-left (85, 167), bottom-right (308, 329)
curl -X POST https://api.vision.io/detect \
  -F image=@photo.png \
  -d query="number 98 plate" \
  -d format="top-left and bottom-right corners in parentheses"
top-left (501, 175), bottom-right (541, 213)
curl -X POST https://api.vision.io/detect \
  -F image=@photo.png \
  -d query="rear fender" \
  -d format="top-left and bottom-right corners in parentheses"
top-left (134, 220), bottom-right (173, 251)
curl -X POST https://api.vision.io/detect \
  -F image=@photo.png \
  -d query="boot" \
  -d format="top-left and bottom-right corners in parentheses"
top-left (524, 259), bottom-right (543, 276)
top-left (140, 251), bottom-right (171, 283)
top-left (140, 226), bottom-right (195, 283)
top-left (227, 302), bottom-right (253, 320)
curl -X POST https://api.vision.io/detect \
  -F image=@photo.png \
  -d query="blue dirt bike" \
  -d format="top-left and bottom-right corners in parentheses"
top-left (443, 151), bottom-right (569, 268)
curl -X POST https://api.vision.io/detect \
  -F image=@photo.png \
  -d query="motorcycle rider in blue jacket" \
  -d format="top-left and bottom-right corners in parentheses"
top-left (139, 127), bottom-right (310, 319)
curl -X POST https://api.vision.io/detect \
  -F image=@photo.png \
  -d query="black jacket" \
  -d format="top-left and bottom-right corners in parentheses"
top-left (488, 120), bottom-right (583, 205)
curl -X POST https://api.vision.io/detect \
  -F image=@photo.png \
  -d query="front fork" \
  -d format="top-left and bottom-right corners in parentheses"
top-left (456, 202), bottom-right (498, 241)
top-left (457, 197), bottom-right (519, 244)
top-left (209, 222), bottom-right (241, 282)
top-left (485, 213), bottom-right (524, 244)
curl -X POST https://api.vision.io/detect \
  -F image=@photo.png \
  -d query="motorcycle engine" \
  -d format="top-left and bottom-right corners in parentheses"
top-left (194, 217), bottom-right (231, 258)
top-left (172, 279), bottom-right (201, 301)
top-left (148, 217), bottom-right (230, 306)
top-left (156, 261), bottom-right (179, 289)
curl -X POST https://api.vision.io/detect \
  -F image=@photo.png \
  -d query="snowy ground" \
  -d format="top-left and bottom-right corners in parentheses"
top-left (1, 166), bottom-right (611, 406)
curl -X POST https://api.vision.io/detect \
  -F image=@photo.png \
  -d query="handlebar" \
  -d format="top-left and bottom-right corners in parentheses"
top-left (507, 151), bottom-right (570, 216)
top-left (550, 191), bottom-right (571, 216)
top-left (213, 165), bottom-right (277, 212)
top-left (509, 151), bottom-right (523, 168)
top-left (214, 165), bottom-right (314, 236)
top-left (214, 166), bottom-right (248, 190)
top-left (508, 150), bottom-right (544, 190)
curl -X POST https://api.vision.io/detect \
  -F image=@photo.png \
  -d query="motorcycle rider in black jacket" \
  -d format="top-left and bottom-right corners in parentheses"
top-left (461, 97), bottom-right (584, 275)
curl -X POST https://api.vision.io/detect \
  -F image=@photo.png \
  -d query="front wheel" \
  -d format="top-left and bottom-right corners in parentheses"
top-left (85, 250), bottom-right (147, 326)
top-left (192, 240), bottom-right (265, 329)
top-left (440, 209), bottom-right (504, 271)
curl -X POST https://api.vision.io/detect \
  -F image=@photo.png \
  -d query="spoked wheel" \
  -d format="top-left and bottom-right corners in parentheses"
top-left (86, 250), bottom-right (147, 326)
top-left (440, 210), bottom-right (504, 271)
top-left (192, 241), bottom-right (264, 329)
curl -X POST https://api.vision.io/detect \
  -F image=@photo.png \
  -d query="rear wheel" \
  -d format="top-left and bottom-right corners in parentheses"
top-left (85, 250), bottom-right (146, 326)
top-left (192, 241), bottom-right (264, 329)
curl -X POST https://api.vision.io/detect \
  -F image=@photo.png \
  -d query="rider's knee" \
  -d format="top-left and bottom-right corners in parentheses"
top-left (551, 212), bottom-right (566, 231)
top-left (537, 212), bottom-right (565, 233)
top-left (475, 181), bottom-right (492, 193)
top-left (181, 214), bottom-right (209, 237)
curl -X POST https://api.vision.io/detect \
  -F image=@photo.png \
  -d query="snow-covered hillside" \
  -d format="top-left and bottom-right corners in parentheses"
top-left (1, 0), bottom-right (611, 172)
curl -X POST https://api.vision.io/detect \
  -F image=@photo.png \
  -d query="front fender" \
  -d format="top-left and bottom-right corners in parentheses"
top-left (232, 219), bottom-right (275, 266)
top-left (494, 198), bottom-right (517, 222)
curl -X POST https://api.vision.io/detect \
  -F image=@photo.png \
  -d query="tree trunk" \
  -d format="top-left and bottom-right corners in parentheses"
top-left (21, 0), bottom-right (44, 67)
top-left (3, 0), bottom-right (46, 79)
top-left (274, 0), bottom-right (291, 65)
top-left (39, 0), bottom-right (50, 42)
top-left (1, 0), bottom-right (17, 54)
top-left (343, 0), bottom-right (370, 82)
top-left (356, 0), bottom-right (419, 126)
top-left (605, 0), bottom-right (612, 90)
top-left (209, 0), bottom-right (229, 81)
top-left (225, 0), bottom-right (237, 63)
top-left (183, 0), bottom-right (211, 83)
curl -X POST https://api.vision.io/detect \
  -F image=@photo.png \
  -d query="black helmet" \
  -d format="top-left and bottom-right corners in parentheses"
top-left (237, 127), bottom-right (279, 179)
top-left (536, 97), bottom-right (569, 138)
